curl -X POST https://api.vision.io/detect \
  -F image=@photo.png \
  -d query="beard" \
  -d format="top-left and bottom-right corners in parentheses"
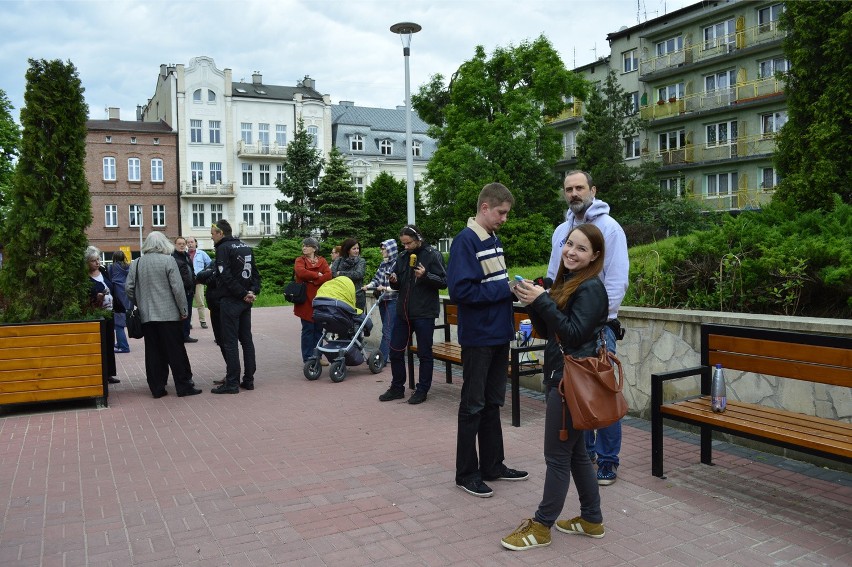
top-left (569, 198), bottom-right (592, 217)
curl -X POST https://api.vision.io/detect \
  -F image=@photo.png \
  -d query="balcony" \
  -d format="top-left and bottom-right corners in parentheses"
top-left (735, 75), bottom-right (785, 102)
top-left (180, 181), bottom-right (235, 197)
top-left (649, 134), bottom-right (776, 168)
top-left (640, 77), bottom-right (783, 122)
top-left (640, 98), bottom-right (686, 120)
top-left (550, 101), bottom-right (584, 123)
top-left (560, 144), bottom-right (578, 161)
top-left (698, 187), bottom-right (773, 212)
top-left (238, 223), bottom-right (275, 239)
top-left (640, 48), bottom-right (691, 76)
top-left (237, 140), bottom-right (288, 159)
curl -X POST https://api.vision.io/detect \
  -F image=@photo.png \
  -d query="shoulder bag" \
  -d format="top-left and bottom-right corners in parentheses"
top-left (556, 332), bottom-right (628, 436)
top-left (126, 260), bottom-right (144, 339)
top-left (284, 280), bottom-right (307, 305)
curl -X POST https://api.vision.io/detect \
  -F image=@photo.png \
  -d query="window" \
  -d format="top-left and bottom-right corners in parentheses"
top-left (350, 134), bottom-right (364, 151)
top-left (103, 157), bottom-right (116, 181)
top-left (275, 124), bottom-right (287, 146)
top-left (105, 205), bottom-right (118, 227)
top-left (706, 172), bottom-right (737, 197)
top-left (190, 119), bottom-right (202, 143)
top-left (761, 111), bottom-right (787, 136)
top-left (130, 137), bottom-right (137, 144)
top-left (241, 123), bottom-right (252, 144)
top-left (128, 158), bottom-right (141, 182)
top-left (657, 82), bottom-right (685, 102)
top-left (258, 123), bottom-right (270, 150)
top-left (193, 89), bottom-right (202, 102)
top-left (624, 136), bottom-right (640, 159)
top-left (353, 176), bottom-right (364, 195)
top-left (152, 204), bottom-right (165, 227)
top-left (658, 129), bottom-right (686, 152)
top-left (191, 161), bottom-right (203, 187)
top-left (208, 90), bottom-right (216, 103)
top-left (706, 120), bottom-right (738, 146)
top-left (628, 91), bottom-right (639, 114)
top-left (192, 203), bottom-right (206, 228)
top-left (660, 177), bottom-right (686, 198)
top-left (703, 19), bottom-right (735, 51)
top-left (209, 162), bottom-right (222, 184)
top-left (210, 203), bottom-right (223, 224)
top-left (276, 165), bottom-right (285, 184)
top-left (153, 138), bottom-right (159, 145)
top-left (655, 36), bottom-right (683, 56)
top-left (129, 204), bottom-right (142, 227)
top-left (278, 210), bottom-right (287, 227)
top-left (259, 164), bottom-right (270, 186)
top-left (411, 140), bottom-right (422, 157)
top-left (105, 136), bottom-right (112, 143)
top-left (758, 57), bottom-right (789, 79)
top-left (761, 167), bottom-right (780, 189)
top-left (151, 159), bottom-right (164, 182)
top-left (243, 204), bottom-right (254, 226)
top-left (242, 163), bottom-right (253, 185)
top-left (704, 70), bottom-right (736, 93)
top-left (758, 3), bottom-right (784, 32)
top-left (307, 125), bottom-right (318, 147)
top-left (622, 49), bottom-right (638, 73)
top-left (209, 120), bottom-right (221, 144)
top-left (380, 139), bottom-right (393, 155)
top-left (261, 204), bottom-right (272, 234)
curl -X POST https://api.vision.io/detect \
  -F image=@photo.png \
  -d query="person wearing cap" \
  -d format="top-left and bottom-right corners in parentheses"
top-left (294, 237), bottom-right (332, 362)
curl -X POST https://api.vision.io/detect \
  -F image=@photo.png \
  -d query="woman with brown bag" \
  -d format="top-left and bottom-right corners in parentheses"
top-left (501, 224), bottom-right (609, 551)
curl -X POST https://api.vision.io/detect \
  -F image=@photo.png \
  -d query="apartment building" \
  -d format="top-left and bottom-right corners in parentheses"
top-left (85, 111), bottom-right (178, 257)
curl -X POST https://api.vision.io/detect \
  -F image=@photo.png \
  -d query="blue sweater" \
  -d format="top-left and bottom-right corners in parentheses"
top-left (447, 218), bottom-right (515, 347)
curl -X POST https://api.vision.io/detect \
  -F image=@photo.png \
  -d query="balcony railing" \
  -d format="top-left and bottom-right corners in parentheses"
top-left (180, 181), bottom-right (235, 196)
top-left (238, 223), bottom-right (275, 238)
top-left (640, 77), bottom-right (783, 121)
top-left (648, 134), bottom-right (776, 167)
top-left (697, 188), bottom-right (773, 211)
top-left (237, 140), bottom-right (287, 158)
top-left (561, 144), bottom-right (578, 161)
top-left (551, 101), bottom-right (584, 122)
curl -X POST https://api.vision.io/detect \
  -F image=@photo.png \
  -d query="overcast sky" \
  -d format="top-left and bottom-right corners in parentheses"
top-left (1, 0), bottom-right (693, 123)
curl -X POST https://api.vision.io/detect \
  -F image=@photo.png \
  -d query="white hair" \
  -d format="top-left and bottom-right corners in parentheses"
top-left (142, 231), bottom-right (175, 255)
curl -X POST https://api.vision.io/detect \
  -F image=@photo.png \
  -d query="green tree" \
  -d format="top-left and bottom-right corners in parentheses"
top-left (773, 1), bottom-right (852, 210)
top-left (275, 118), bottom-right (323, 238)
top-left (314, 146), bottom-right (363, 241)
top-left (361, 171), bottom-right (408, 246)
top-left (0, 89), bottom-right (21, 235)
top-left (412, 35), bottom-right (587, 238)
top-left (0, 59), bottom-right (91, 322)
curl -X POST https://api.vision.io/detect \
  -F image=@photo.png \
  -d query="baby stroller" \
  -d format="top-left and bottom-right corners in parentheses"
top-left (303, 276), bottom-right (386, 382)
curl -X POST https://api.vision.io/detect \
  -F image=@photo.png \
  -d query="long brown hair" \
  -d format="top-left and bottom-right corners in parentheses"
top-left (549, 224), bottom-right (605, 309)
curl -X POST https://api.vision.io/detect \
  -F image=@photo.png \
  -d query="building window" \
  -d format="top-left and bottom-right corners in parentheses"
top-left (758, 57), bottom-right (789, 79)
top-left (258, 123), bottom-right (270, 150)
top-left (624, 136), bottom-right (640, 159)
top-left (128, 158), bottom-right (141, 182)
top-left (622, 49), bottom-right (638, 73)
top-left (105, 136), bottom-right (112, 143)
top-left (209, 120), bottom-right (221, 144)
top-left (191, 161), bottom-right (203, 187)
top-left (241, 123), bottom-right (252, 144)
top-left (307, 125), bottom-right (318, 147)
top-left (758, 3), bottom-right (784, 32)
top-left (353, 176), bottom-right (364, 195)
top-left (350, 134), bottom-right (364, 152)
top-left (276, 164), bottom-right (285, 184)
top-left (761, 111), bottom-right (787, 136)
top-left (209, 162), bottom-right (222, 184)
top-left (411, 140), bottom-right (422, 157)
top-left (261, 204), bottom-right (272, 234)
top-left (210, 203), bottom-right (223, 224)
top-left (103, 157), bottom-right (116, 181)
top-left (192, 203), bottom-right (206, 228)
top-left (190, 119), bottom-right (202, 143)
top-left (193, 89), bottom-right (202, 102)
top-left (152, 204), bottom-right (165, 227)
top-left (706, 120), bottom-right (737, 146)
top-left (151, 158), bottom-right (164, 182)
top-left (259, 164), bottom-right (270, 186)
top-left (129, 204), bottom-right (142, 227)
top-left (628, 91), bottom-right (639, 114)
top-left (658, 129), bottom-right (686, 152)
top-left (208, 90), bottom-right (216, 103)
top-left (761, 167), bottom-right (780, 189)
top-left (105, 205), bottom-right (118, 227)
top-left (703, 19), bottom-right (735, 51)
top-left (243, 204), bottom-right (254, 226)
top-left (657, 83), bottom-right (685, 102)
top-left (655, 36), bottom-right (683, 57)
top-left (130, 136), bottom-right (137, 144)
top-left (380, 139), bottom-right (393, 155)
top-left (278, 210), bottom-right (287, 228)
top-left (660, 177), bottom-right (686, 198)
top-left (242, 163), bottom-right (253, 185)
top-left (704, 70), bottom-right (736, 93)
top-left (275, 124), bottom-right (287, 146)
top-left (706, 172), bottom-right (737, 197)
top-left (153, 138), bottom-right (159, 145)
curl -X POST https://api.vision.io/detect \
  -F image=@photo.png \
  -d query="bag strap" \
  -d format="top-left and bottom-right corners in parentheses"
top-left (133, 258), bottom-right (142, 305)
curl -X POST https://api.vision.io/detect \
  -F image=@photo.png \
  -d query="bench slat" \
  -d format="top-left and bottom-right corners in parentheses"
top-left (709, 352), bottom-right (851, 388)
top-left (709, 334), bottom-right (852, 369)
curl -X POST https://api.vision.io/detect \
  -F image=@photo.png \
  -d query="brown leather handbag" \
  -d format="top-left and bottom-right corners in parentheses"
top-left (556, 333), bottom-right (628, 437)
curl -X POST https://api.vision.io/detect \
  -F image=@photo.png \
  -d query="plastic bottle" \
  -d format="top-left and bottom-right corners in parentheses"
top-left (711, 363), bottom-right (727, 413)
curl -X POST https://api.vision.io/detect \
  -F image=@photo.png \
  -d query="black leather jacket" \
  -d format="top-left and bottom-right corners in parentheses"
top-left (527, 275), bottom-right (609, 387)
top-left (390, 243), bottom-right (447, 320)
top-left (208, 236), bottom-right (261, 301)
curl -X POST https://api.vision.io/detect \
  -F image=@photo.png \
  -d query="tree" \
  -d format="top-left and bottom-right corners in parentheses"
top-left (314, 146), bottom-right (363, 241)
top-left (361, 171), bottom-right (408, 246)
top-left (0, 89), bottom-right (20, 236)
top-left (412, 36), bottom-right (587, 238)
top-left (0, 59), bottom-right (91, 322)
top-left (774, 2), bottom-right (852, 210)
top-left (275, 118), bottom-right (323, 238)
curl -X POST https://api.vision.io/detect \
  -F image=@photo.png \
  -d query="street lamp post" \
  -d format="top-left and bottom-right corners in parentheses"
top-left (135, 205), bottom-right (143, 255)
top-left (390, 22), bottom-right (421, 226)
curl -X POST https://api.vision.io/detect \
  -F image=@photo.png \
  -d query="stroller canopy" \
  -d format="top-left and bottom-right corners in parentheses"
top-left (316, 276), bottom-right (362, 315)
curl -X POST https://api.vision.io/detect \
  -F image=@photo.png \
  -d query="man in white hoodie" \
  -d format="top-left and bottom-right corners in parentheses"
top-left (547, 170), bottom-right (629, 486)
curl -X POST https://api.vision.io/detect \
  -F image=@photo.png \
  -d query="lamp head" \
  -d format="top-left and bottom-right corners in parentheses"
top-left (390, 22), bottom-right (421, 50)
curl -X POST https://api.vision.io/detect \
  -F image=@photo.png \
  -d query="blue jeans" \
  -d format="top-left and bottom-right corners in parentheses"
top-left (301, 319), bottom-right (324, 362)
top-left (377, 299), bottom-right (396, 362)
top-left (585, 325), bottom-right (621, 468)
top-left (388, 317), bottom-right (434, 393)
top-left (115, 325), bottom-right (130, 351)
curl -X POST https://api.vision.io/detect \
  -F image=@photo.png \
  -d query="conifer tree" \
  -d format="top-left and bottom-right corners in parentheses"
top-left (275, 118), bottom-right (323, 238)
top-left (0, 89), bottom-right (20, 235)
top-left (314, 146), bottom-right (363, 241)
top-left (361, 172), bottom-right (408, 246)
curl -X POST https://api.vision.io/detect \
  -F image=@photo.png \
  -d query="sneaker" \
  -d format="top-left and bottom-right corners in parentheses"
top-left (239, 381), bottom-right (254, 390)
top-left (200, 322), bottom-right (208, 329)
top-left (555, 516), bottom-right (605, 539)
top-left (407, 390), bottom-right (427, 405)
top-left (210, 385), bottom-right (239, 394)
top-left (320, 358), bottom-right (329, 367)
top-left (456, 478), bottom-right (493, 498)
top-left (597, 463), bottom-right (617, 485)
top-left (501, 519), bottom-right (551, 551)
top-left (489, 467), bottom-right (529, 481)
top-left (379, 387), bottom-right (404, 402)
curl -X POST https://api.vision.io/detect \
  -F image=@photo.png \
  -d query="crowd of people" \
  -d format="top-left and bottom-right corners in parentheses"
top-left (92, 169), bottom-right (628, 553)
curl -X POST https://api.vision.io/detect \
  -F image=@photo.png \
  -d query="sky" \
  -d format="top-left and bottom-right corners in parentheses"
top-left (0, 0), bottom-right (694, 123)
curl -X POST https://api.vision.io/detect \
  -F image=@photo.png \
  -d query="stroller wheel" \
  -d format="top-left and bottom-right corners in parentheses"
top-left (304, 358), bottom-right (322, 380)
top-left (329, 360), bottom-right (347, 383)
top-left (368, 350), bottom-right (385, 374)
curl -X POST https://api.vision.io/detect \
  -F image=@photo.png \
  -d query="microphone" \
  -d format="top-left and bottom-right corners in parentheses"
top-left (409, 254), bottom-right (417, 268)
top-left (534, 276), bottom-right (553, 290)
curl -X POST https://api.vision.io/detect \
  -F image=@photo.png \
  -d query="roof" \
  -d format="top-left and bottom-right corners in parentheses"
top-left (231, 82), bottom-right (325, 101)
top-left (606, 0), bottom-right (717, 41)
top-left (332, 104), bottom-right (429, 134)
top-left (330, 103), bottom-right (436, 160)
top-left (86, 119), bottom-right (174, 133)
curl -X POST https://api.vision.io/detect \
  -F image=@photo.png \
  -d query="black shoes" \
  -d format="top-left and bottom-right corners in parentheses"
top-left (486, 467), bottom-right (530, 481)
top-left (152, 390), bottom-right (168, 399)
top-left (457, 478), bottom-right (494, 498)
top-left (107, 377), bottom-right (120, 384)
top-left (211, 384), bottom-right (239, 394)
top-left (379, 387), bottom-right (405, 401)
top-left (407, 390), bottom-right (428, 405)
top-left (184, 337), bottom-right (198, 343)
top-left (239, 382), bottom-right (254, 390)
top-left (200, 322), bottom-right (208, 329)
top-left (177, 388), bottom-right (202, 397)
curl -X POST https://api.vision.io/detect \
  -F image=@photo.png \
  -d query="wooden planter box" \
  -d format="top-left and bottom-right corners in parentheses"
top-left (0, 319), bottom-right (109, 408)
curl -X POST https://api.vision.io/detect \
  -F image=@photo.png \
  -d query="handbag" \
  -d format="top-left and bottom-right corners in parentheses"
top-left (126, 260), bottom-right (144, 339)
top-left (284, 281), bottom-right (307, 304)
top-left (556, 332), bottom-right (628, 436)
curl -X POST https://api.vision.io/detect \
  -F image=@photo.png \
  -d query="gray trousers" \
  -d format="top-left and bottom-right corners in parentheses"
top-left (534, 386), bottom-right (603, 527)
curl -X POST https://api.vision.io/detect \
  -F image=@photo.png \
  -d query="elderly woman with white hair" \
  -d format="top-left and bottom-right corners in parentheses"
top-left (86, 245), bottom-right (121, 384)
top-left (126, 231), bottom-right (201, 398)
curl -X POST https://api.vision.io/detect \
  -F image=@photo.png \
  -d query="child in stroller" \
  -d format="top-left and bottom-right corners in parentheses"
top-left (303, 276), bottom-right (386, 382)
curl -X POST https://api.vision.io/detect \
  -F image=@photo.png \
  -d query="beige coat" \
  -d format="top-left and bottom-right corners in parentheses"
top-left (126, 253), bottom-right (188, 323)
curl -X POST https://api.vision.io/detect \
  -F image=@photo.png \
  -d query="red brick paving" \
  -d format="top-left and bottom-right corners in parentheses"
top-left (0, 306), bottom-right (849, 566)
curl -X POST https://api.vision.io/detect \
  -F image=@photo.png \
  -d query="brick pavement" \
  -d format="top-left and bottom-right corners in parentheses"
top-left (0, 306), bottom-right (849, 566)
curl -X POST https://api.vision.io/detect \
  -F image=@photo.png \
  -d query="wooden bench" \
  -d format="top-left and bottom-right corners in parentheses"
top-left (407, 298), bottom-right (546, 427)
top-left (651, 323), bottom-right (852, 478)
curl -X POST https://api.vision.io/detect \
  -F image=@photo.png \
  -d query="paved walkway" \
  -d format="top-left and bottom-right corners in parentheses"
top-left (0, 306), bottom-right (850, 566)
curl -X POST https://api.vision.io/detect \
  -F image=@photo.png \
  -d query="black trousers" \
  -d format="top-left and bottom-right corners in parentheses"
top-left (142, 320), bottom-right (194, 395)
top-left (219, 297), bottom-right (256, 387)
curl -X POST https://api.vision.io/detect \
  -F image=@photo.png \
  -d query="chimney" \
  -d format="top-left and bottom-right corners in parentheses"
top-left (396, 105), bottom-right (406, 111)
top-left (252, 72), bottom-right (262, 85)
top-left (302, 75), bottom-right (315, 90)
top-left (160, 64), bottom-right (167, 78)
top-left (339, 101), bottom-right (354, 107)
top-left (108, 107), bottom-right (120, 120)
top-left (136, 105), bottom-right (143, 121)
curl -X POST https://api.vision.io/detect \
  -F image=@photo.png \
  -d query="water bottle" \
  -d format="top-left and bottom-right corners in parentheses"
top-left (711, 363), bottom-right (727, 413)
